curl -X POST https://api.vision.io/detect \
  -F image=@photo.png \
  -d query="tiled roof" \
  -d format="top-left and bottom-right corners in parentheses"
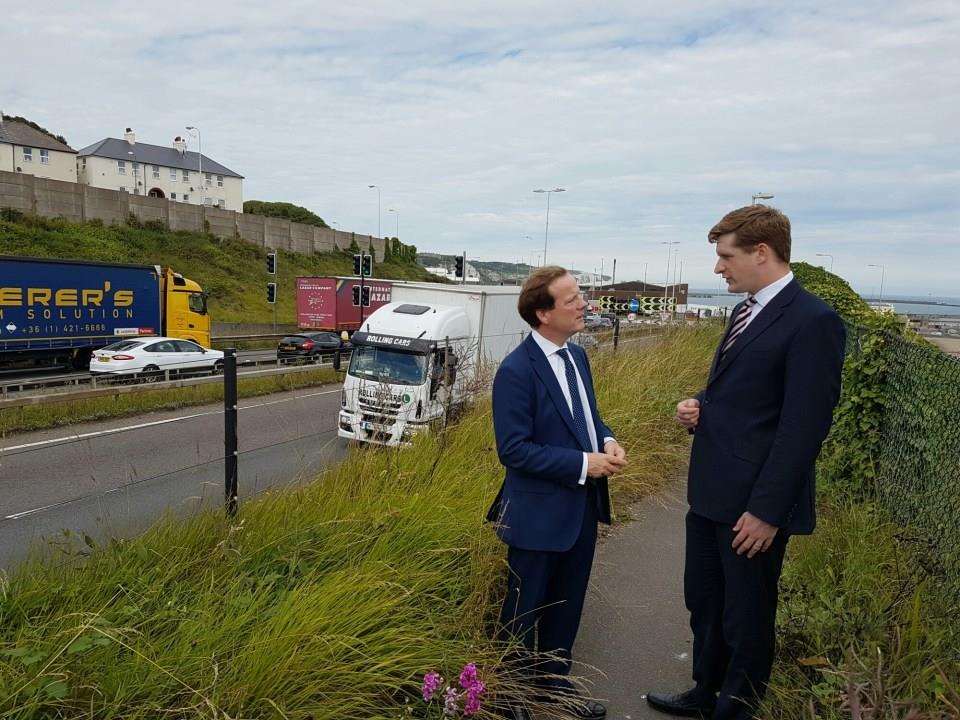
top-left (77, 138), bottom-right (243, 179)
top-left (0, 119), bottom-right (75, 153)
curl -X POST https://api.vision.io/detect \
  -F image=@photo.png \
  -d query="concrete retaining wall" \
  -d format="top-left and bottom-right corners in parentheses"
top-left (0, 169), bottom-right (387, 260)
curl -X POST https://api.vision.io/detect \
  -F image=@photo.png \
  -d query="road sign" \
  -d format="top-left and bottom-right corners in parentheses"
top-left (627, 312), bottom-right (637, 322)
top-left (628, 298), bottom-right (640, 312)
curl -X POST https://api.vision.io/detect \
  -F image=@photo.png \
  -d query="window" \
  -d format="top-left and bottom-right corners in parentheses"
top-left (40, 149), bottom-right (49, 165)
top-left (169, 168), bottom-right (177, 181)
top-left (132, 162), bottom-right (139, 173)
top-left (183, 194), bottom-right (189, 202)
top-left (171, 192), bottom-right (177, 200)
top-left (217, 175), bottom-right (224, 187)
top-left (187, 293), bottom-right (207, 315)
top-left (174, 339), bottom-right (203, 352)
top-left (217, 199), bottom-right (225, 209)
top-left (23, 147), bottom-right (33, 162)
top-left (182, 170), bottom-right (189, 182)
top-left (204, 197), bottom-right (213, 206)
top-left (117, 160), bottom-right (126, 175)
top-left (205, 172), bottom-right (212, 186)
top-left (119, 186), bottom-right (127, 192)
top-left (145, 341), bottom-right (177, 353)
top-left (152, 165), bottom-right (160, 179)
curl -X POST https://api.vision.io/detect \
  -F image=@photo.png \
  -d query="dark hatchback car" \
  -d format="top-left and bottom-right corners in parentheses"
top-left (277, 332), bottom-right (349, 363)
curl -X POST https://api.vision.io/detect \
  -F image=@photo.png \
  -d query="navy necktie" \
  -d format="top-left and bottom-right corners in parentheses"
top-left (556, 348), bottom-right (592, 451)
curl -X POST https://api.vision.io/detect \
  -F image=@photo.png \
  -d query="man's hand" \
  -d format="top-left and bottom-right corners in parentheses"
top-left (675, 398), bottom-right (700, 429)
top-left (731, 512), bottom-right (778, 558)
top-left (587, 452), bottom-right (627, 478)
top-left (604, 439), bottom-right (626, 462)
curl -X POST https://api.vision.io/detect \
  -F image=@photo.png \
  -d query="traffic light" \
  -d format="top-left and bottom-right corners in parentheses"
top-left (351, 285), bottom-right (371, 307)
top-left (454, 255), bottom-right (464, 278)
top-left (266, 252), bottom-right (277, 275)
top-left (267, 282), bottom-right (277, 304)
top-left (353, 253), bottom-right (362, 276)
top-left (361, 254), bottom-right (373, 277)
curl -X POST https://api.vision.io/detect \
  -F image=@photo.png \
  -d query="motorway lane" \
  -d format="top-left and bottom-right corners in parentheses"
top-left (0, 382), bottom-right (349, 569)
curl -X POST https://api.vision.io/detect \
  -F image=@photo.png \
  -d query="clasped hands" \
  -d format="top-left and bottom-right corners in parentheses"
top-left (675, 398), bottom-right (779, 558)
top-left (586, 440), bottom-right (627, 478)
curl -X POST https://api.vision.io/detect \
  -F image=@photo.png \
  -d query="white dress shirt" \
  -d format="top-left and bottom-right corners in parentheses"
top-left (531, 330), bottom-right (614, 484)
top-left (744, 271), bottom-right (794, 328)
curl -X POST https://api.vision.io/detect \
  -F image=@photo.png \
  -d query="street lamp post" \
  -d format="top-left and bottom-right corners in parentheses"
top-left (816, 253), bottom-right (835, 272)
top-left (533, 187), bottom-right (565, 264)
top-left (661, 241), bottom-right (679, 319)
top-left (368, 185), bottom-right (381, 238)
top-left (752, 192), bottom-right (774, 205)
top-left (185, 126), bottom-right (203, 206)
top-left (387, 208), bottom-right (399, 240)
top-left (868, 263), bottom-right (886, 303)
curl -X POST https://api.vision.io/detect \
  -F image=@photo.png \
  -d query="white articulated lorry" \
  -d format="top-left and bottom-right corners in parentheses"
top-left (337, 283), bottom-right (526, 446)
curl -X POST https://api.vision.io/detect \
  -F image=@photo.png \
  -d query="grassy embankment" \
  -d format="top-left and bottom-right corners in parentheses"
top-left (0, 212), bottom-right (440, 326)
top-left (0, 325), bottom-right (719, 719)
top-left (761, 263), bottom-right (960, 718)
top-left (0, 367), bottom-right (342, 436)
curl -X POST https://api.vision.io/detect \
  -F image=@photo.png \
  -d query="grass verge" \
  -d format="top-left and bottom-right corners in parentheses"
top-left (0, 368), bottom-right (342, 436)
top-left (0, 325), bottom-right (719, 719)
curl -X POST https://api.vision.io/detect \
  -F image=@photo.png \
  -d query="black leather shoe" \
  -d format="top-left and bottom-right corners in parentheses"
top-left (570, 698), bottom-right (607, 719)
top-left (646, 687), bottom-right (715, 718)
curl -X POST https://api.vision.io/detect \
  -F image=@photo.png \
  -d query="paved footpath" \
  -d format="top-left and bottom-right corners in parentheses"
top-left (574, 479), bottom-right (694, 719)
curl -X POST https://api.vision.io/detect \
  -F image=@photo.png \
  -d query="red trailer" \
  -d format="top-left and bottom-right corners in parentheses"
top-left (296, 276), bottom-right (394, 332)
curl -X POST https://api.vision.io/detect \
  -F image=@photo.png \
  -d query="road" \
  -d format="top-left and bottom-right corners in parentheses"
top-left (0, 381), bottom-right (348, 570)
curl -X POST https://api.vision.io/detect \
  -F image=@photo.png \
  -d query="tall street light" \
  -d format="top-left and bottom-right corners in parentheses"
top-left (661, 240), bottom-right (679, 316)
top-left (868, 263), bottom-right (886, 303)
top-left (368, 185), bottom-right (381, 238)
top-left (816, 252), bottom-right (835, 272)
top-left (752, 192), bottom-right (774, 205)
top-left (185, 126), bottom-right (203, 206)
top-left (533, 187), bottom-right (565, 265)
top-left (387, 208), bottom-right (399, 239)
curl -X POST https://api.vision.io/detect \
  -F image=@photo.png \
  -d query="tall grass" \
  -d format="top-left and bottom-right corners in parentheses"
top-left (0, 325), bottom-right (719, 719)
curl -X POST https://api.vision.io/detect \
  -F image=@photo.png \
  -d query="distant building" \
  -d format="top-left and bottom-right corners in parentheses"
top-left (423, 262), bottom-right (481, 283)
top-left (0, 116), bottom-right (77, 183)
top-left (77, 129), bottom-right (244, 211)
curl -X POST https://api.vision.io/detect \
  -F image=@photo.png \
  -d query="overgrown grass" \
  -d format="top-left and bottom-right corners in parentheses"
top-left (0, 213), bottom-right (440, 325)
top-left (0, 368), bottom-right (342, 436)
top-left (0, 325), bottom-right (719, 719)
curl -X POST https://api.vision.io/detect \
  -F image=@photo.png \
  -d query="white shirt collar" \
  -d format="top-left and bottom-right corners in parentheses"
top-left (531, 329), bottom-right (569, 358)
top-left (752, 271), bottom-right (794, 308)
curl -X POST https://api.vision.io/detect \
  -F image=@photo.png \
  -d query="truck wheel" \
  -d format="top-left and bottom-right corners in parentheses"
top-left (72, 348), bottom-right (93, 370)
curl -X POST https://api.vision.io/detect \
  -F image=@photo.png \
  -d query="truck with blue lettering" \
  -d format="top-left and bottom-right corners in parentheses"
top-left (0, 256), bottom-right (210, 370)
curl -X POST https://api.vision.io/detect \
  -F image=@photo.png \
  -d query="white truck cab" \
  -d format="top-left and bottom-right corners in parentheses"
top-left (337, 284), bottom-right (525, 446)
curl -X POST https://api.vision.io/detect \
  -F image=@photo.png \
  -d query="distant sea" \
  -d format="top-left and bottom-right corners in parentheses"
top-left (687, 290), bottom-right (960, 317)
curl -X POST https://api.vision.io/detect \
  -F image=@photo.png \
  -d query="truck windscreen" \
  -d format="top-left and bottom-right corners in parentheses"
top-left (348, 345), bottom-right (428, 386)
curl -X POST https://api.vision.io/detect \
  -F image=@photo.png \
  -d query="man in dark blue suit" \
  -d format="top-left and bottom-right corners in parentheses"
top-left (488, 266), bottom-right (627, 720)
top-left (647, 206), bottom-right (846, 719)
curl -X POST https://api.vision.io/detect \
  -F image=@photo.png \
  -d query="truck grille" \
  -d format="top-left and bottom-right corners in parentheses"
top-left (359, 398), bottom-right (401, 421)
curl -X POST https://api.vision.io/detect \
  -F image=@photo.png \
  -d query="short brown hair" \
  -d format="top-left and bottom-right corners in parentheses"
top-left (708, 204), bottom-right (791, 262)
top-left (518, 265), bottom-right (569, 328)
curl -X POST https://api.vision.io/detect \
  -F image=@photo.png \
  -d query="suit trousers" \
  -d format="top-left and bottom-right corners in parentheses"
top-left (498, 482), bottom-right (599, 691)
top-left (684, 510), bottom-right (789, 720)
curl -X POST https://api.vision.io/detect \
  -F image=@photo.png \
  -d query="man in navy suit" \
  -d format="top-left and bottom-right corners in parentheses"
top-left (647, 206), bottom-right (845, 719)
top-left (488, 266), bottom-right (627, 720)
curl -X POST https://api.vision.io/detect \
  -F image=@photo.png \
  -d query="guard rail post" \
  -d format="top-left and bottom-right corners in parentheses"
top-left (613, 317), bottom-right (621, 351)
top-left (224, 348), bottom-right (239, 516)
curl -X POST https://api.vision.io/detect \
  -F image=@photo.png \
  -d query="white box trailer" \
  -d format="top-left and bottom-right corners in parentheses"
top-left (337, 283), bottom-right (526, 445)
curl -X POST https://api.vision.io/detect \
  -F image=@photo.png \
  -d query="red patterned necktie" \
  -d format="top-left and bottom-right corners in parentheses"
top-left (721, 296), bottom-right (758, 357)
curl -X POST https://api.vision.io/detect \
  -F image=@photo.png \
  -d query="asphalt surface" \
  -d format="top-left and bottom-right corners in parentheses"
top-left (0, 382), bottom-right (348, 570)
top-left (574, 479), bottom-right (694, 719)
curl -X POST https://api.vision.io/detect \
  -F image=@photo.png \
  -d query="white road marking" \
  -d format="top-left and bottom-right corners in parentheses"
top-left (0, 388), bottom-right (341, 453)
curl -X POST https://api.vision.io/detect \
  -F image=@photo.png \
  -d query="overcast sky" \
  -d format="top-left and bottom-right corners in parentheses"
top-left (4, 1), bottom-right (958, 295)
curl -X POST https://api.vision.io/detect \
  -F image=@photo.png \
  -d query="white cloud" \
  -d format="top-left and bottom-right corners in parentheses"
top-left (2, 0), bottom-right (958, 293)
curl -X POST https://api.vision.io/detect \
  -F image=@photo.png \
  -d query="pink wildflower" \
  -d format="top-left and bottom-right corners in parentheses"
top-left (458, 663), bottom-right (479, 690)
top-left (463, 680), bottom-right (486, 716)
top-left (422, 671), bottom-right (443, 702)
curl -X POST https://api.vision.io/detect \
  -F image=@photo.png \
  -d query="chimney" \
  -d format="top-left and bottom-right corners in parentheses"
top-left (173, 136), bottom-right (186, 154)
top-left (124, 127), bottom-right (136, 145)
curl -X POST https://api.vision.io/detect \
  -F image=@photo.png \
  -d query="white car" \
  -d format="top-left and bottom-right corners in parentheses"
top-left (90, 337), bottom-right (224, 377)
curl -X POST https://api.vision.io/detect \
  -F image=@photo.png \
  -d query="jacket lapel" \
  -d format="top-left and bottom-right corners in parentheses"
top-left (525, 335), bottom-right (592, 452)
top-left (709, 279), bottom-right (800, 385)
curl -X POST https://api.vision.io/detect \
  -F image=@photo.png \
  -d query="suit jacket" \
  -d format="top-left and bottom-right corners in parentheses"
top-left (689, 279), bottom-right (845, 535)
top-left (487, 333), bottom-right (613, 552)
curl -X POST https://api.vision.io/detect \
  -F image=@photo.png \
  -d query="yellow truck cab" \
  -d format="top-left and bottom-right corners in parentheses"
top-left (161, 267), bottom-right (211, 347)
